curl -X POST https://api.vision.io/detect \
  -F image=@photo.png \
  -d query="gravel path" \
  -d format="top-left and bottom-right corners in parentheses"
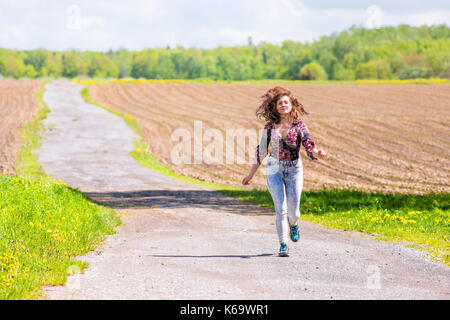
top-left (39, 79), bottom-right (449, 300)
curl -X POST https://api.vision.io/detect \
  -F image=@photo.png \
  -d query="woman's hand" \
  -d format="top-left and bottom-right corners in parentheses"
top-left (242, 163), bottom-right (260, 185)
top-left (313, 147), bottom-right (327, 159)
top-left (242, 174), bottom-right (253, 185)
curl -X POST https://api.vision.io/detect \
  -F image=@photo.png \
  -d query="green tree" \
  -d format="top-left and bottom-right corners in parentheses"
top-left (334, 63), bottom-right (355, 80)
top-left (299, 61), bottom-right (328, 80)
top-left (0, 53), bottom-right (8, 77)
top-left (332, 31), bottom-right (357, 60)
top-left (369, 59), bottom-right (393, 79)
top-left (185, 54), bottom-right (203, 79)
top-left (154, 50), bottom-right (176, 79)
top-left (426, 51), bottom-right (450, 77)
top-left (355, 62), bottom-right (377, 79)
top-left (388, 51), bottom-right (407, 75)
top-left (5, 56), bottom-right (26, 78)
top-left (216, 49), bottom-right (235, 80)
top-left (88, 54), bottom-right (119, 78)
top-left (0, 24), bottom-right (449, 81)
top-left (23, 49), bottom-right (47, 75)
top-left (62, 52), bottom-right (87, 78)
top-left (279, 41), bottom-right (308, 79)
top-left (111, 48), bottom-right (133, 78)
top-left (257, 42), bottom-right (283, 79)
top-left (201, 51), bottom-right (218, 79)
top-left (23, 64), bottom-right (38, 78)
top-left (398, 66), bottom-right (429, 79)
top-left (41, 52), bottom-right (63, 77)
top-left (171, 49), bottom-right (188, 78)
top-left (131, 49), bottom-right (158, 78)
top-left (318, 52), bottom-right (339, 79)
top-left (343, 53), bottom-right (356, 69)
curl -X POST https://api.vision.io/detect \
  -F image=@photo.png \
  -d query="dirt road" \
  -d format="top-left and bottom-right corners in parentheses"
top-left (39, 80), bottom-right (449, 299)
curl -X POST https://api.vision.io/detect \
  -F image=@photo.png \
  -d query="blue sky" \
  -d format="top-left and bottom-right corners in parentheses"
top-left (0, 0), bottom-right (449, 51)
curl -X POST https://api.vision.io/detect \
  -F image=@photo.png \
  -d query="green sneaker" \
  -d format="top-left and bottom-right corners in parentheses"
top-left (278, 243), bottom-right (289, 257)
top-left (289, 224), bottom-right (300, 242)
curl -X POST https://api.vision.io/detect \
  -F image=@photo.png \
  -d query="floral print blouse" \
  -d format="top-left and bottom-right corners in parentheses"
top-left (255, 120), bottom-right (317, 164)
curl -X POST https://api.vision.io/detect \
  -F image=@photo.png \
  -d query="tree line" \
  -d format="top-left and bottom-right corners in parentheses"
top-left (0, 23), bottom-right (449, 81)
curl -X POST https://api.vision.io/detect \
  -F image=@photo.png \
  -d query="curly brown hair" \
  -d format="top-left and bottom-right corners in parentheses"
top-left (256, 86), bottom-right (309, 124)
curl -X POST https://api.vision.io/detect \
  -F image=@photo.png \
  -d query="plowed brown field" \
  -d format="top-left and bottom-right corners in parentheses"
top-left (0, 79), bottom-right (41, 175)
top-left (89, 83), bottom-right (450, 194)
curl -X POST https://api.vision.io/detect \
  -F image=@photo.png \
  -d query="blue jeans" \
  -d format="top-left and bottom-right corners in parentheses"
top-left (266, 156), bottom-right (303, 244)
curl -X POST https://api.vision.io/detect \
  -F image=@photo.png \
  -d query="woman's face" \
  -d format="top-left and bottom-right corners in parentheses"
top-left (276, 95), bottom-right (292, 116)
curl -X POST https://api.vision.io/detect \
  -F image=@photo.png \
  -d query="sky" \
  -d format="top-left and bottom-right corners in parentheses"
top-left (0, 0), bottom-right (449, 52)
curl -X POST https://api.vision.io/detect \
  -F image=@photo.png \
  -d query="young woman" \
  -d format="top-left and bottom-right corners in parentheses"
top-left (242, 86), bottom-right (326, 257)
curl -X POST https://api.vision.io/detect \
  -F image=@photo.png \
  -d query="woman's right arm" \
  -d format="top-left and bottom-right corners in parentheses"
top-left (242, 163), bottom-right (260, 185)
top-left (242, 123), bottom-right (270, 185)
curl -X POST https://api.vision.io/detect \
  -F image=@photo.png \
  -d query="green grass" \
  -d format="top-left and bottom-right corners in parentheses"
top-left (221, 188), bottom-right (450, 265)
top-left (80, 84), bottom-right (450, 267)
top-left (0, 81), bottom-right (120, 299)
top-left (0, 176), bottom-right (120, 299)
top-left (15, 81), bottom-right (51, 179)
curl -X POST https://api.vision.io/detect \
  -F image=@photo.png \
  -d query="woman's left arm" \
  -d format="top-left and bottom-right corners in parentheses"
top-left (299, 122), bottom-right (326, 160)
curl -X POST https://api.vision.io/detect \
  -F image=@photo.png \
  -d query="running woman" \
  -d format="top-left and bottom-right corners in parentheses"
top-left (242, 86), bottom-right (326, 257)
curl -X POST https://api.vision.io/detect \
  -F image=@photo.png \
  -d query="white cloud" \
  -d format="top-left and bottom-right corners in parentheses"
top-left (0, 1), bottom-right (449, 51)
top-left (66, 4), bottom-right (107, 31)
top-left (0, 26), bottom-right (27, 48)
top-left (82, 29), bottom-right (115, 51)
top-left (217, 28), bottom-right (282, 45)
top-left (279, 0), bottom-right (309, 17)
top-left (81, 15), bottom-right (107, 29)
top-left (0, 0), bottom-right (39, 8)
top-left (190, 24), bottom-right (319, 48)
top-left (381, 10), bottom-right (450, 26)
top-left (137, 0), bottom-right (165, 20)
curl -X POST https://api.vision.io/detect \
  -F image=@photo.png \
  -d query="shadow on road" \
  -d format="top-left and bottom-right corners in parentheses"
top-left (84, 189), bottom-right (274, 216)
top-left (148, 253), bottom-right (274, 259)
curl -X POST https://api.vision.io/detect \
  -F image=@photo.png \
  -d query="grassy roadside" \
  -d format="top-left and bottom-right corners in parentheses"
top-left (80, 86), bottom-right (236, 190)
top-left (221, 188), bottom-right (449, 265)
top-left (80, 84), bottom-right (450, 267)
top-left (0, 80), bottom-right (120, 299)
top-left (15, 80), bottom-right (51, 179)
